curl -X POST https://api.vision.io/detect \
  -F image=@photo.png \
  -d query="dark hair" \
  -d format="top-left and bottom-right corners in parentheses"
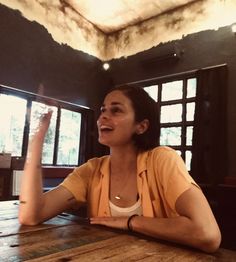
top-left (108, 85), bottom-right (160, 151)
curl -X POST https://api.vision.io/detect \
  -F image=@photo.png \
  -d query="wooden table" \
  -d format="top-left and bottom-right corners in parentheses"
top-left (1, 201), bottom-right (236, 261)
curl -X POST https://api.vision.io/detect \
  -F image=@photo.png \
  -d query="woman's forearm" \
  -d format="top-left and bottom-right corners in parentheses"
top-left (18, 110), bottom-right (74, 225)
top-left (19, 134), bottom-right (45, 224)
top-left (131, 215), bottom-right (220, 253)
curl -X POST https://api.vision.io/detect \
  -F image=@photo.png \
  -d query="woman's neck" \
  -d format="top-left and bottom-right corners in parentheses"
top-left (109, 145), bottom-right (138, 174)
top-left (109, 145), bottom-right (139, 206)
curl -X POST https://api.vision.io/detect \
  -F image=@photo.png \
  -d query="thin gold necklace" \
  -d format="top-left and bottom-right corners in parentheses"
top-left (115, 195), bottom-right (122, 200)
top-left (110, 158), bottom-right (137, 200)
top-left (114, 180), bottom-right (128, 200)
top-left (112, 173), bottom-right (131, 200)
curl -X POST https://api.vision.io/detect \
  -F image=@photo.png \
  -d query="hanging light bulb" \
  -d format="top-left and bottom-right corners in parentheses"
top-left (231, 23), bottom-right (236, 33)
top-left (103, 62), bottom-right (110, 70)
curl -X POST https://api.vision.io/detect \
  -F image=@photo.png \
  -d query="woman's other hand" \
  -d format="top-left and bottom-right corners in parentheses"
top-left (90, 216), bottom-right (129, 231)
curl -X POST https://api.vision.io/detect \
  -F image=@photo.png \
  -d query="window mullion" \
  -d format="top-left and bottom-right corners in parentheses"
top-left (53, 107), bottom-right (61, 165)
top-left (21, 100), bottom-right (32, 157)
top-left (181, 78), bottom-right (188, 160)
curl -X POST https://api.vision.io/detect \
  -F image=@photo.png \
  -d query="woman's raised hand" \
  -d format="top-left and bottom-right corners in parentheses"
top-left (25, 109), bottom-right (53, 161)
top-left (34, 109), bottom-right (53, 141)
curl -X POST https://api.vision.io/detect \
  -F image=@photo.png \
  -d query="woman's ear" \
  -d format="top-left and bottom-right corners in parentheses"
top-left (136, 119), bottom-right (149, 134)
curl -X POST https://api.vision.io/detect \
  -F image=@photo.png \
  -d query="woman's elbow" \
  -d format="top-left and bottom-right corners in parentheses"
top-left (198, 226), bottom-right (222, 253)
top-left (18, 213), bottom-right (41, 226)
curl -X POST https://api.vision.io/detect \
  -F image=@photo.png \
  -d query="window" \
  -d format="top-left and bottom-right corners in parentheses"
top-left (57, 109), bottom-right (81, 166)
top-left (143, 75), bottom-right (197, 171)
top-left (0, 94), bottom-right (27, 156)
top-left (29, 101), bottom-right (58, 164)
top-left (0, 85), bottom-right (92, 166)
top-left (144, 85), bottom-right (158, 101)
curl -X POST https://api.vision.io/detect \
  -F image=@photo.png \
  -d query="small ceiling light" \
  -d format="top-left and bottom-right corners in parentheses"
top-left (103, 62), bottom-right (110, 70)
top-left (231, 23), bottom-right (236, 33)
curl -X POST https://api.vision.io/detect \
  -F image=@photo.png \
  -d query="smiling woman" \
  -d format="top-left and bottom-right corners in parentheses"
top-left (19, 85), bottom-right (221, 253)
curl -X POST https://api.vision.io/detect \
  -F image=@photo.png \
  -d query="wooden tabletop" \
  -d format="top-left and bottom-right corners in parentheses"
top-left (1, 201), bottom-right (236, 261)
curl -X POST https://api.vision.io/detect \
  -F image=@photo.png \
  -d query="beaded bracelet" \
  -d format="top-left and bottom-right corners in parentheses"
top-left (127, 214), bottom-right (138, 231)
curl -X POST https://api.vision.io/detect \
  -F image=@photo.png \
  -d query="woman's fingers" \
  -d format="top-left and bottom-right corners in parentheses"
top-left (90, 217), bottom-right (128, 230)
top-left (38, 110), bottom-right (52, 131)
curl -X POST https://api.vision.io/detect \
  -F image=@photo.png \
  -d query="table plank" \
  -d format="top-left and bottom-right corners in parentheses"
top-left (21, 234), bottom-right (236, 262)
top-left (0, 224), bottom-right (118, 261)
top-left (0, 216), bottom-right (77, 237)
top-left (1, 201), bottom-right (236, 261)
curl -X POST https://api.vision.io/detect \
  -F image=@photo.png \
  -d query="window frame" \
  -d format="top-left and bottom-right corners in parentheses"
top-left (124, 70), bottom-right (197, 171)
top-left (0, 84), bottom-right (93, 167)
top-left (158, 75), bottom-right (196, 163)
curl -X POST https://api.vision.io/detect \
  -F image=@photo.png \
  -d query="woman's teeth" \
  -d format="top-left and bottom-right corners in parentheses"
top-left (100, 125), bottom-right (113, 131)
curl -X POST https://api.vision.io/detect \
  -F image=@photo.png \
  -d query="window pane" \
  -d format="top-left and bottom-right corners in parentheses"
top-left (144, 85), bottom-right (158, 102)
top-left (186, 126), bottom-right (193, 146)
top-left (160, 127), bottom-right (181, 146)
top-left (0, 94), bottom-right (27, 156)
top-left (29, 102), bottom-right (57, 164)
top-left (185, 150), bottom-right (192, 171)
top-left (161, 80), bottom-right (183, 101)
top-left (57, 109), bottom-right (81, 165)
top-left (176, 150), bottom-right (181, 156)
top-left (161, 104), bottom-right (182, 123)
top-left (187, 78), bottom-right (197, 98)
top-left (186, 102), bottom-right (195, 121)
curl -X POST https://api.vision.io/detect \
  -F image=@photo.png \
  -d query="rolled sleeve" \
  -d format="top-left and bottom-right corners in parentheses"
top-left (60, 161), bottom-right (94, 204)
top-left (154, 147), bottom-right (199, 212)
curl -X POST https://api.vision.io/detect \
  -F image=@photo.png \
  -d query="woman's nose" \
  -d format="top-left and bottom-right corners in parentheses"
top-left (100, 110), bottom-right (111, 119)
top-left (98, 111), bottom-right (109, 123)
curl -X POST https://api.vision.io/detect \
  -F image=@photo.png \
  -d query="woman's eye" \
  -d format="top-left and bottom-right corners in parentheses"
top-left (100, 106), bottom-right (122, 114)
top-left (100, 107), bottom-right (106, 113)
top-left (111, 107), bottom-right (121, 113)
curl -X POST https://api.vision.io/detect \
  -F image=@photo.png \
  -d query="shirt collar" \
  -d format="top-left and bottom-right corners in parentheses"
top-left (100, 155), bottom-right (110, 177)
top-left (137, 150), bottom-right (149, 175)
top-left (98, 150), bottom-right (153, 217)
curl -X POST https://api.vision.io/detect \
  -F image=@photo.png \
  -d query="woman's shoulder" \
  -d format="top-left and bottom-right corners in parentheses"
top-left (148, 146), bottom-right (177, 158)
top-left (73, 155), bottom-right (109, 173)
top-left (146, 146), bottom-right (192, 183)
top-left (87, 155), bottom-right (109, 165)
top-left (145, 146), bottom-right (183, 170)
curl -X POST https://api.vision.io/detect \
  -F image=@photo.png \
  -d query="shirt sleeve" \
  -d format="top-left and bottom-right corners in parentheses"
top-left (60, 159), bottom-right (96, 204)
top-left (154, 147), bottom-right (200, 212)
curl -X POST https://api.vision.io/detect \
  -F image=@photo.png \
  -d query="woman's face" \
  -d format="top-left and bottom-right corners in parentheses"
top-left (97, 90), bottom-right (139, 148)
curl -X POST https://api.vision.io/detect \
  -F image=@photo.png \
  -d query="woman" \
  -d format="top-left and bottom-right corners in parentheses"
top-left (19, 85), bottom-right (221, 253)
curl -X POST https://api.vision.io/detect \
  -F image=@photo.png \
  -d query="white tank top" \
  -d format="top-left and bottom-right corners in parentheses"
top-left (109, 199), bottom-right (143, 217)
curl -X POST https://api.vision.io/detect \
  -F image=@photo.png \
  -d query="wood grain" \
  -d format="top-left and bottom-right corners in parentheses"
top-left (1, 201), bottom-right (236, 261)
top-left (0, 224), bottom-right (118, 260)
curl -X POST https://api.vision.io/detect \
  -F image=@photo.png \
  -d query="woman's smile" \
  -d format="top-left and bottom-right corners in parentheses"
top-left (99, 124), bottom-right (114, 132)
top-left (98, 124), bottom-right (114, 138)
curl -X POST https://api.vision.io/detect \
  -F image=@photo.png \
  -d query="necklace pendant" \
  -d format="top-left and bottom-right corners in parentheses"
top-left (115, 195), bottom-right (121, 200)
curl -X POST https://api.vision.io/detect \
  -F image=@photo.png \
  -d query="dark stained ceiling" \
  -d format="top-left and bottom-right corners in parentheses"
top-left (0, 0), bottom-right (236, 60)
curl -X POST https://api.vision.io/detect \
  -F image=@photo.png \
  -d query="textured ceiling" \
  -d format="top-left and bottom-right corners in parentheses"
top-left (0, 0), bottom-right (236, 61)
top-left (65, 0), bottom-right (194, 33)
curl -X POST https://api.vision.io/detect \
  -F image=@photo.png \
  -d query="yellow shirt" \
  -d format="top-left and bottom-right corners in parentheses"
top-left (61, 146), bottom-right (198, 218)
